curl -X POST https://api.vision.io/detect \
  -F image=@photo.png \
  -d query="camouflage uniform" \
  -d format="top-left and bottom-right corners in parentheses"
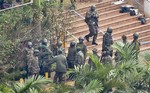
top-left (67, 41), bottom-right (76, 68)
top-left (88, 48), bottom-right (100, 69)
top-left (76, 37), bottom-right (87, 62)
top-left (39, 45), bottom-right (53, 77)
top-left (102, 27), bottom-right (113, 57)
top-left (85, 5), bottom-right (99, 45)
top-left (75, 47), bottom-right (85, 66)
top-left (27, 50), bottom-right (40, 76)
top-left (52, 49), bottom-right (68, 83)
top-left (101, 51), bottom-right (112, 65)
top-left (57, 41), bottom-right (65, 56)
top-left (130, 33), bottom-right (140, 60)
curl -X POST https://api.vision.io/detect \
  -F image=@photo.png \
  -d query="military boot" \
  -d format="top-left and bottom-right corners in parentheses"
top-left (92, 42), bottom-right (98, 45)
top-left (85, 35), bottom-right (89, 42)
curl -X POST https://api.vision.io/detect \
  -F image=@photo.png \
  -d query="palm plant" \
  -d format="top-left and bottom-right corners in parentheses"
top-left (12, 75), bottom-right (52, 93)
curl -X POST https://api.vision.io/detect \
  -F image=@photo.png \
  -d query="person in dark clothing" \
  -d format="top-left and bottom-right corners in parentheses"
top-left (52, 49), bottom-right (68, 83)
top-left (67, 41), bottom-right (76, 68)
top-left (84, 5), bottom-right (99, 45)
top-left (102, 27), bottom-right (113, 57)
top-left (76, 37), bottom-right (87, 62)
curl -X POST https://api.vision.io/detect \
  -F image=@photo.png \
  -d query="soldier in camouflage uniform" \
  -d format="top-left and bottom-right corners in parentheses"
top-left (27, 49), bottom-right (40, 76)
top-left (39, 45), bottom-right (53, 77)
top-left (102, 27), bottom-right (113, 57)
top-left (57, 41), bottom-right (65, 56)
top-left (52, 49), bottom-right (68, 83)
top-left (75, 47), bottom-right (85, 66)
top-left (76, 37), bottom-right (87, 62)
top-left (67, 41), bottom-right (76, 68)
top-left (130, 33), bottom-right (140, 60)
top-left (24, 42), bottom-right (34, 77)
top-left (50, 43), bottom-right (57, 56)
top-left (88, 48), bottom-right (100, 69)
top-left (85, 5), bottom-right (99, 45)
top-left (100, 51), bottom-right (112, 65)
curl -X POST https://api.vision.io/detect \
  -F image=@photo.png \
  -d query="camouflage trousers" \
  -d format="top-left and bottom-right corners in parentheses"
top-left (54, 72), bottom-right (66, 83)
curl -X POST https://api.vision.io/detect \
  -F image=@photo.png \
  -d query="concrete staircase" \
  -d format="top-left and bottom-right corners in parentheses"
top-left (65, 0), bottom-right (150, 55)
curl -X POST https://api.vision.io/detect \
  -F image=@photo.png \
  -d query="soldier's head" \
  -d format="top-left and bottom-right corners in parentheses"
top-left (76, 46), bottom-right (81, 52)
top-left (70, 41), bottom-right (76, 47)
top-left (122, 35), bottom-right (127, 42)
top-left (27, 41), bottom-right (33, 49)
top-left (34, 49), bottom-right (39, 56)
top-left (92, 48), bottom-right (98, 54)
top-left (133, 33), bottom-right (139, 40)
top-left (107, 27), bottom-right (112, 34)
top-left (57, 49), bottom-right (63, 55)
top-left (78, 37), bottom-right (84, 43)
top-left (90, 5), bottom-right (96, 12)
top-left (41, 38), bottom-right (48, 46)
top-left (57, 41), bottom-right (63, 47)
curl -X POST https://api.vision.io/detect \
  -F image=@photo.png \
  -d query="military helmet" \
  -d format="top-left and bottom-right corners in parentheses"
top-left (133, 33), bottom-right (139, 39)
top-left (90, 5), bottom-right (96, 11)
top-left (70, 41), bottom-right (76, 47)
top-left (107, 27), bottom-right (112, 33)
top-left (27, 41), bottom-right (32, 46)
top-left (78, 37), bottom-right (84, 41)
top-left (34, 49), bottom-right (39, 53)
top-left (42, 38), bottom-right (48, 45)
top-left (57, 41), bottom-right (63, 46)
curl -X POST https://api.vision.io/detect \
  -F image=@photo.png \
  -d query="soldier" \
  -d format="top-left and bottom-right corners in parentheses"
top-left (75, 47), bottom-right (84, 66)
top-left (102, 27), bottom-right (113, 57)
top-left (130, 33), bottom-right (140, 60)
top-left (122, 35), bottom-right (128, 45)
top-left (76, 37), bottom-right (87, 62)
top-left (52, 49), bottom-right (68, 83)
top-left (100, 51), bottom-right (112, 65)
top-left (84, 5), bottom-right (99, 45)
top-left (88, 48), bottom-right (100, 69)
top-left (57, 41), bottom-right (65, 56)
top-left (39, 45), bottom-right (53, 77)
top-left (24, 41), bottom-right (34, 77)
top-left (67, 41), bottom-right (76, 68)
top-left (28, 49), bottom-right (40, 76)
top-left (50, 43), bottom-right (57, 56)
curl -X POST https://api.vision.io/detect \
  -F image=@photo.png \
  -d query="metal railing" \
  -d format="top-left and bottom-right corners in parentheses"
top-left (0, 0), bottom-right (33, 12)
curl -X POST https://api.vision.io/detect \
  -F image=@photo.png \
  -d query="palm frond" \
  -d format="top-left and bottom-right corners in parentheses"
top-left (13, 75), bottom-right (52, 93)
top-left (83, 80), bottom-right (103, 93)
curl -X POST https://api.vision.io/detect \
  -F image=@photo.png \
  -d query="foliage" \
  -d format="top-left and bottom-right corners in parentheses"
top-left (0, 84), bottom-right (13, 93)
top-left (12, 75), bottom-right (52, 93)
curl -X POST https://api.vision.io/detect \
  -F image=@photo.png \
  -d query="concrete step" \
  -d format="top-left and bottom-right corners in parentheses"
top-left (71, 9), bottom-right (121, 27)
top-left (70, 3), bottom-right (125, 23)
top-left (68, 13), bottom-right (130, 37)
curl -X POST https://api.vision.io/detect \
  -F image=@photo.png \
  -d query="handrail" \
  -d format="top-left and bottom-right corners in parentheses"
top-left (0, 0), bottom-right (33, 12)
